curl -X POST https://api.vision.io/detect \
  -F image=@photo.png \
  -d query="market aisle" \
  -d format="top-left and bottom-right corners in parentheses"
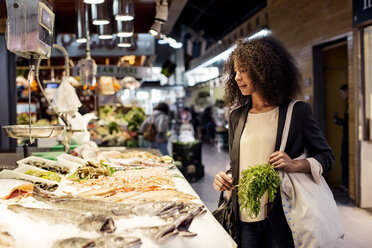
top-left (192, 143), bottom-right (372, 248)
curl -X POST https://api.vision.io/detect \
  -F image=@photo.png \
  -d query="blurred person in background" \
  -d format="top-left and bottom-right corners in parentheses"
top-left (333, 84), bottom-right (349, 191)
top-left (139, 102), bottom-right (170, 155)
top-left (201, 105), bottom-right (216, 144)
top-left (190, 105), bottom-right (201, 139)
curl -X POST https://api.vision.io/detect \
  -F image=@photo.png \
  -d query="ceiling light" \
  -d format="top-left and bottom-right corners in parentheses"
top-left (154, 0), bottom-right (168, 24)
top-left (76, 0), bottom-right (88, 43)
top-left (91, 2), bottom-right (110, 25)
top-left (98, 24), bottom-right (113, 40)
top-left (84, 0), bottom-right (104, 3)
top-left (116, 20), bottom-right (134, 37)
top-left (149, 21), bottom-right (162, 37)
top-left (113, 0), bottom-right (135, 21)
top-left (118, 37), bottom-right (132, 47)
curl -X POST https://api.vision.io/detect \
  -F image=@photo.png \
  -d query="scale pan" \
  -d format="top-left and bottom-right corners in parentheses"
top-left (2, 125), bottom-right (64, 139)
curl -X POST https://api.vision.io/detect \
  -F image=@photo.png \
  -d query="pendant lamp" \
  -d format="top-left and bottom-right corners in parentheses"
top-left (118, 37), bottom-right (132, 47)
top-left (91, 1), bottom-right (110, 25)
top-left (116, 20), bottom-right (134, 37)
top-left (98, 24), bottom-right (113, 40)
top-left (84, 0), bottom-right (104, 4)
top-left (76, 0), bottom-right (88, 43)
top-left (113, 0), bottom-right (135, 21)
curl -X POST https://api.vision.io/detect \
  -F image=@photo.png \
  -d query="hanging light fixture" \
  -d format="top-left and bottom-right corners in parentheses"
top-left (91, 2), bottom-right (110, 25)
top-left (98, 24), bottom-right (113, 40)
top-left (118, 37), bottom-right (132, 47)
top-left (84, 0), bottom-right (104, 4)
top-left (154, 0), bottom-right (168, 23)
top-left (116, 20), bottom-right (134, 37)
top-left (149, 21), bottom-right (162, 37)
top-left (113, 0), bottom-right (135, 21)
top-left (76, 0), bottom-right (88, 43)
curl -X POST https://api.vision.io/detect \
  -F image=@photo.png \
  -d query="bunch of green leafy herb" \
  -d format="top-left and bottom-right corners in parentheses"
top-left (237, 163), bottom-right (280, 219)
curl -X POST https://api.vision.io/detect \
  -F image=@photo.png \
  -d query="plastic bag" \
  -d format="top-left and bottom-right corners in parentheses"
top-left (51, 78), bottom-right (82, 116)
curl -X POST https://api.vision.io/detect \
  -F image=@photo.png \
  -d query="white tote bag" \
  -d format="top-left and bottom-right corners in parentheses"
top-left (279, 100), bottom-right (345, 248)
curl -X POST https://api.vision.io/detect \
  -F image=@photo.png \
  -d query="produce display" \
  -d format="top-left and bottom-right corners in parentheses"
top-left (90, 106), bottom-right (146, 147)
top-left (0, 147), bottom-right (236, 248)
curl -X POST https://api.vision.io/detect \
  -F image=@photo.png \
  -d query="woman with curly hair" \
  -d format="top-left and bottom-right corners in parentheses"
top-left (213, 35), bottom-right (334, 247)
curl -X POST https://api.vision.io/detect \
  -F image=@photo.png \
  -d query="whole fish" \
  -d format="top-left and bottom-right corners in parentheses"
top-left (34, 187), bottom-right (185, 217)
top-left (139, 224), bottom-right (178, 243)
top-left (51, 237), bottom-right (95, 248)
top-left (160, 204), bottom-right (206, 237)
top-left (52, 235), bottom-right (142, 248)
top-left (7, 204), bottom-right (116, 233)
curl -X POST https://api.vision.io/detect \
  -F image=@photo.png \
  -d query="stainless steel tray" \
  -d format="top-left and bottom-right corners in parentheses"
top-left (2, 125), bottom-right (64, 139)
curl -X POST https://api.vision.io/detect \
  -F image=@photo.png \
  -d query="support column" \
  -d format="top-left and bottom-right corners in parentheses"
top-left (0, 35), bottom-right (17, 151)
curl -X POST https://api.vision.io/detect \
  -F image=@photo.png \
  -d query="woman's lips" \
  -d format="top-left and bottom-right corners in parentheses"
top-left (239, 84), bottom-right (247, 89)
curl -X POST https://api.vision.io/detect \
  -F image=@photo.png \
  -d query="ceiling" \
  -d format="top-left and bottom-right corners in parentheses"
top-left (0, 0), bottom-right (266, 68)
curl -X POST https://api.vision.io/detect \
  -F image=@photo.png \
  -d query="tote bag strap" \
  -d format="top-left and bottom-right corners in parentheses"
top-left (279, 100), bottom-right (299, 152)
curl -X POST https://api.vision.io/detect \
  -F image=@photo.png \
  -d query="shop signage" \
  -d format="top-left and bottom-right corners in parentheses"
top-left (353, 0), bottom-right (372, 26)
top-left (51, 33), bottom-right (155, 57)
top-left (96, 65), bottom-right (152, 78)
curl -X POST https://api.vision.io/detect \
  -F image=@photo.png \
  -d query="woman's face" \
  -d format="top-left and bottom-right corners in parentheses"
top-left (234, 60), bottom-right (253, 96)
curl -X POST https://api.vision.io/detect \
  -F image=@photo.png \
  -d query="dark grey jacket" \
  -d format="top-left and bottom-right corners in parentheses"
top-left (228, 100), bottom-right (334, 247)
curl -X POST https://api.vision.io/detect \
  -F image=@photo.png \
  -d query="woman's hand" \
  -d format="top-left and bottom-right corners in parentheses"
top-left (214, 171), bottom-right (234, 191)
top-left (269, 151), bottom-right (311, 173)
top-left (269, 151), bottom-right (298, 172)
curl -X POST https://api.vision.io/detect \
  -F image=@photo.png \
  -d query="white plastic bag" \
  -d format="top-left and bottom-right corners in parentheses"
top-left (279, 100), bottom-right (345, 248)
top-left (51, 78), bottom-right (82, 116)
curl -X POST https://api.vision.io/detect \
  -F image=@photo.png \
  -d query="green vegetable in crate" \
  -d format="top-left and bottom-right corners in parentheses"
top-left (237, 163), bottom-right (280, 219)
top-left (124, 107), bottom-right (146, 133)
top-left (107, 121), bottom-right (121, 134)
top-left (125, 138), bottom-right (139, 147)
top-left (99, 105), bottom-right (115, 119)
top-left (25, 170), bottom-right (62, 182)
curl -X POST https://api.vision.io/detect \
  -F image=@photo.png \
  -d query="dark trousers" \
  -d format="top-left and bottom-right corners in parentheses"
top-left (240, 219), bottom-right (280, 248)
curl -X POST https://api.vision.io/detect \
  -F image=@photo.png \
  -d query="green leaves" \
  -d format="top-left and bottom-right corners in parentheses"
top-left (237, 163), bottom-right (280, 219)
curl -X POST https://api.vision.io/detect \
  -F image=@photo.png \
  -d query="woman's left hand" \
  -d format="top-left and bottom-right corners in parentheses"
top-left (269, 151), bottom-right (298, 172)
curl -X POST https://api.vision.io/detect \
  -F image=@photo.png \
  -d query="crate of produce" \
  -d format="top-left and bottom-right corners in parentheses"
top-left (176, 163), bottom-right (204, 183)
top-left (172, 140), bottom-right (201, 167)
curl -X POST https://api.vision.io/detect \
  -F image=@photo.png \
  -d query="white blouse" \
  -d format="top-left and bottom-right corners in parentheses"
top-left (239, 107), bottom-right (279, 222)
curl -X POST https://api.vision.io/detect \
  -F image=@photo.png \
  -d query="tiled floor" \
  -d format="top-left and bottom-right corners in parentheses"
top-left (190, 143), bottom-right (372, 248)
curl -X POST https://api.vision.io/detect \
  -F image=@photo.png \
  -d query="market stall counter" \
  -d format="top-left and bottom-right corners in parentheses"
top-left (0, 146), bottom-right (236, 248)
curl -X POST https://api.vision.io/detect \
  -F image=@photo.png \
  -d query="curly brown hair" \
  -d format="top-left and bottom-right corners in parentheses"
top-left (223, 35), bottom-right (302, 109)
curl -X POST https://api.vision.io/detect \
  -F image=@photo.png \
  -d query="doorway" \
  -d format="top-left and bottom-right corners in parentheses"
top-left (313, 38), bottom-right (348, 187)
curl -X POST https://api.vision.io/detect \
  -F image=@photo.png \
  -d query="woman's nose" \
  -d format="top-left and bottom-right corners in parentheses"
top-left (235, 72), bottom-right (241, 81)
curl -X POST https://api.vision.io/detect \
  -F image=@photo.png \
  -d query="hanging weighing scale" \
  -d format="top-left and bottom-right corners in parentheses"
top-left (1, 0), bottom-right (70, 156)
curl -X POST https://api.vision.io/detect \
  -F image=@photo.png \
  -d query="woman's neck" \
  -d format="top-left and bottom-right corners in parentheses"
top-left (250, 93), bottom-right (276, 113)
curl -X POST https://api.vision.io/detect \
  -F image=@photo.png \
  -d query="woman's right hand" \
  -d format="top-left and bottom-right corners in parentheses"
top-left (214, 171), bottom-right (234, 191)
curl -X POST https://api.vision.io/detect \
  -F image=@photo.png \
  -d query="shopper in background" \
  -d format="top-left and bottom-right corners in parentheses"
top-left (190, 105), bottom-right (200, 139)
top-left (139, 102), bottom-right (170, 155)
top-left (213, 35), bottom-right (334, 248)
top-left (181, 107), bottom-right (192, 124)
top-left (333, 84), bottom-right (349, 191)
top-left (200, 105), bottom-right (216, 144)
